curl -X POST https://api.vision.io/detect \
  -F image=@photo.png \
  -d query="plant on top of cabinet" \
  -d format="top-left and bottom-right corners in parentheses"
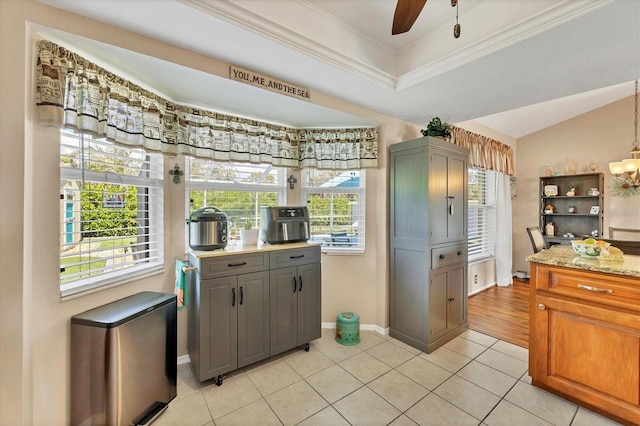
top-left (421, 117), bottom-right (451, 139)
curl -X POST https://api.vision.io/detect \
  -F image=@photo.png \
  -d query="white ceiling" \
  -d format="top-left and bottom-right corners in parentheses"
top-left (36, 0), bottom-right (640, 138)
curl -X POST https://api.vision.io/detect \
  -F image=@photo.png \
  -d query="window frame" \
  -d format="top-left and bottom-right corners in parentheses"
top-left (301, 169), bottom-right (366, 254)
top-left (468, 167), bottom-right (496, 262)
top-left (59, 130), bottom-right (165, 298)
top-left (185, 159), bottom-right (287, 244)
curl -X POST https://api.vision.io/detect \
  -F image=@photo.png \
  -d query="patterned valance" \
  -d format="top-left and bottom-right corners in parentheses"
top-left (450, 125), bottom-right (514, 176)
top-left (35, 40), bottom-right (378, 169)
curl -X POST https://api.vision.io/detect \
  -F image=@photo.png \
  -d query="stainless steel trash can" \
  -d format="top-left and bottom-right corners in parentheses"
top-left (71, 292), bottom-right (177, 426)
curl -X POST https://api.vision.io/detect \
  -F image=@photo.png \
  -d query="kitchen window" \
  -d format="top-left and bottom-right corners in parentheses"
top-left (186, 159), bottom-right (286, 242)
top-left (301, 169), bottom-right (365, 253)
top-left (468, 168), bottom-right (496, 261)
top-left (59, 130), bottom-right (164, 297)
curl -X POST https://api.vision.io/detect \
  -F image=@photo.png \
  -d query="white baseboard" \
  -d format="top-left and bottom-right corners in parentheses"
top-left (322, 322), bottom-right (389, 336)
top-left (178, 323), bottom-right (390, 365)
top-left (469, 282), bottom-right (496, 296)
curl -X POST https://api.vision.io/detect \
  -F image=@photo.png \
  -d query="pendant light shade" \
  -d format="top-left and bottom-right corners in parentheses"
top-left (609, 80), bottom-right (640, 190)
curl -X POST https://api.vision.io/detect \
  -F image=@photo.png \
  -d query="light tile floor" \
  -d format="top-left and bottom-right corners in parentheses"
top-left (155, 329), bottom-right (622, 426)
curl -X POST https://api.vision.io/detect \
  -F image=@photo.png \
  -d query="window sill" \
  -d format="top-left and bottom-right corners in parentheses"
top-left (468, 256), bottom-right (495, 265)
top-left (60, 262), bottom-right (164, 300)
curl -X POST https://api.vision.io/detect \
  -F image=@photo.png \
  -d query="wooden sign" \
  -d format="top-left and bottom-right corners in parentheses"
top-left (230, 66), bottom-right (310, 101)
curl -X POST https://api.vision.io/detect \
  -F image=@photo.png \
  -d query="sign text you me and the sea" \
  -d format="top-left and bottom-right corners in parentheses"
top-left (230, 66), bottom-right (311, 101)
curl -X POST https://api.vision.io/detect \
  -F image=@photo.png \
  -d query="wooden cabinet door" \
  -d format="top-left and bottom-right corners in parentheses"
top-left (532, 294), bottom-right (640, 421)
top-left (237, 271), bottom-right (270, 368)
top-left (270, 267), bottom-right (298, 355)
top-left (200, 276), bottom-right (238, 380)
top-left (297, 263), bottom-right (321, 345)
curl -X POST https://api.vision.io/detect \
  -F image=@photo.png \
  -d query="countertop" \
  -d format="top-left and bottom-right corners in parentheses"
top-left (526, 245), bottom-right (640, 278)
top-left (188, 241), bottom-right (321, 259)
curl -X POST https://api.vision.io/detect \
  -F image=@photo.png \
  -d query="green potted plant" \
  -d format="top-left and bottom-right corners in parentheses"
top-left (240, 216), bottom-right (259, 245)
top-left (421, 117), bottom-right (451, 139)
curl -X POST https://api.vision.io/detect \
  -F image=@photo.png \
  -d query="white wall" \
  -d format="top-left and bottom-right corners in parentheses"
top-left (0, 1), bottom-right (421, 424)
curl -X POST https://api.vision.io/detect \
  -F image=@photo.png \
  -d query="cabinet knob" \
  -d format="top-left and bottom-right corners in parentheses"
top-left (439, 254), bottom-right (445, 259)
top-left (537, 303), bottom-right (546, 310)
top-left (448, 297), bottom-right (455, 302)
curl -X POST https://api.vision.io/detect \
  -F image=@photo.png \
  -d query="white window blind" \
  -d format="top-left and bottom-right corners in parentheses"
top-left (301, 169), bottom-right (365, 253)
top-left (187, 159), bottom-right (285, 242)
top-left (60, 130), bottom-right (164, 297)
top-left (468, 168), bottom-right (496, 261)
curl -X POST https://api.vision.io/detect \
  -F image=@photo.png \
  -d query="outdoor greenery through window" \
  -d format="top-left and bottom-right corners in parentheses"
top-left (187, 159), bottom-right (285, 242)
top-left (468, 168), bottom-right (496, 261)
top-left (60, 130), bottom-right (164, 297)
top-left (302, 169), bottom-right (365, 252)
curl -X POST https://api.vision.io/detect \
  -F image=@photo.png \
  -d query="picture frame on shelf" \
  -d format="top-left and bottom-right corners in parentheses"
top-left (589, 205), bottom-right (600, 215)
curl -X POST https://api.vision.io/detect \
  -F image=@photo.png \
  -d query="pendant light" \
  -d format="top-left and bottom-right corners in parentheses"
top-left (608, 80), bottom-right (640, 188)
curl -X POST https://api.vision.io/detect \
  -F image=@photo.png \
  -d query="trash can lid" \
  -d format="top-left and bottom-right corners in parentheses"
top-left (337, 312), bottom-right (359, 322)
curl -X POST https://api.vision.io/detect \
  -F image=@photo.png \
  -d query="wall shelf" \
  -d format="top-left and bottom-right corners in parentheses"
top-left (539, 173), bottom-right (604, 242)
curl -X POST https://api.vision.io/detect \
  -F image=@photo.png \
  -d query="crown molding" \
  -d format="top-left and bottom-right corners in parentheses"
top-left (182, 0), bottom-right (615, 93)
top-left (182, 0), bottom-right (397, 90)
top-left (397, 0), bottom-right (616, 91)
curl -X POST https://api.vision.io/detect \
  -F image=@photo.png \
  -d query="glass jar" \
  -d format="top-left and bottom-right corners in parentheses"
top-left (545, 222), bottom-right (555, 236)
top-left (563, 158), bottom-right (576, 175)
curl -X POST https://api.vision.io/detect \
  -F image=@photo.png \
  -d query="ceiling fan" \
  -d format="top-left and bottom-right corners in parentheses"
top-left (392, 0), bottom-right (460, 37)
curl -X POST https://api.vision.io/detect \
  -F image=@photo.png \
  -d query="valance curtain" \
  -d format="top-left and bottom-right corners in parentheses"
top-left (35, 40), bottom-right (378, 169)
top-left (450, 125), bottom-right (514, 176)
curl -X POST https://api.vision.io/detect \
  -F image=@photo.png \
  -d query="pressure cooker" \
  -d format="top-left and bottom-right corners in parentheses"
top-left (186, 207), bottom-right (228, 250)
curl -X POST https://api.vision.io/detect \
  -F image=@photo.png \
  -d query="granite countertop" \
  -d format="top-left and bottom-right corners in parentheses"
top-left (526, 245), bottom-right (640, 278)
top-left (189, 241), bottom-right (321, 259)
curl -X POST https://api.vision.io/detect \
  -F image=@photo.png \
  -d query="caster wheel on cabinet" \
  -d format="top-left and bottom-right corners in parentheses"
top-left (304, 343), bottom-right (310, 352)
top-left (215, 375), bottom-right (224, 386)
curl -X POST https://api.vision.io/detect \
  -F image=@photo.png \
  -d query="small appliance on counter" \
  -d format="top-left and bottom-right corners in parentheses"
top-left (186, 206), bottom-right (228, 250)
top-left (260, 206), bottom-right (310, 244)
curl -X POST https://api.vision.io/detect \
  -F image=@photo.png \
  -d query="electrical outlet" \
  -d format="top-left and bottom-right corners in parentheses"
top-left (474, 274), bottom-right (478, 285)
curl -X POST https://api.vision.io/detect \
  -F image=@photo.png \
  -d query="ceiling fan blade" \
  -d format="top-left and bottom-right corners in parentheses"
top-left (392, 0), bottom-right (428, 35)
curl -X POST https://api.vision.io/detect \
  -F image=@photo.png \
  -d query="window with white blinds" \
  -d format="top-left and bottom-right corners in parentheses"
top-left (60, 130), bottom-right (164, 297)
top-left (468, 168), bottom-right (496, 261)
top-left (301, 169), bottom-right (365, 253)
top-left (187, 159), bottom-right (286, 242)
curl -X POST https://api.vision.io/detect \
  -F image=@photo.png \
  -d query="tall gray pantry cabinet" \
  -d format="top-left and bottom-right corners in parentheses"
top-left (389, 137), bottom-right (469, 353)
top-left (188, 245), bottom-right (321, 384)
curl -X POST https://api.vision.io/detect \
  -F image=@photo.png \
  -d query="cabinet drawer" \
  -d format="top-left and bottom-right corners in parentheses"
top-left (431, 244), bottom-right (466, 269)
top-left (535, 266), bottom-right (640, 312)
top-left (199, 253), bottom-right (269, 279)
top-left (270, 246), bottom-right (320, 269)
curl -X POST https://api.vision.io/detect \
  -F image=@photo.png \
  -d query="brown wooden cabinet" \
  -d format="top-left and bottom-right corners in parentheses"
top-left (529, 263), bottom-right (640, 425)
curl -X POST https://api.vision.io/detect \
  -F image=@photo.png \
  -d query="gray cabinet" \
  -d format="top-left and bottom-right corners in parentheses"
top-left (188, 251), bottom-right (270, 383)
top-left (270, 246), bottom-right (322, 356)
top-left (188, 245), bottom-right (320, 384)
top-left (389, 137), bottom-right (469, 353)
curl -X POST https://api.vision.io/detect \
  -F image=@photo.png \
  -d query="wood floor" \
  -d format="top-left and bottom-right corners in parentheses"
top-left (467, 279), bottom-right (530, 349)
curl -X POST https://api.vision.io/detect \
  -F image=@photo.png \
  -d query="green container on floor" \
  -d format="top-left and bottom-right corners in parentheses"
top-left (335, 312), bottom-right (360, 345)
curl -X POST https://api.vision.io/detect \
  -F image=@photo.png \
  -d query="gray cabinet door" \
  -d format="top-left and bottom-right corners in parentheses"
top-left (200, 276), bottom-right (237, 380)
top-left (428, 269), bottom-right (448, 341)
top-left (297, 263), bottom-right (321, 345)
top-left (270, 266), bottom-right (298, 355)
top-left (431, 148), bottom-right (467, 244)
top-left (447, 264), bottom-right (466, 329)
top-left (447, 153), bottom-right (467, 241)
top-left (237, 271), bottom-right (270, 368)
top-left (429, 150), bottom-right (449, 244)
